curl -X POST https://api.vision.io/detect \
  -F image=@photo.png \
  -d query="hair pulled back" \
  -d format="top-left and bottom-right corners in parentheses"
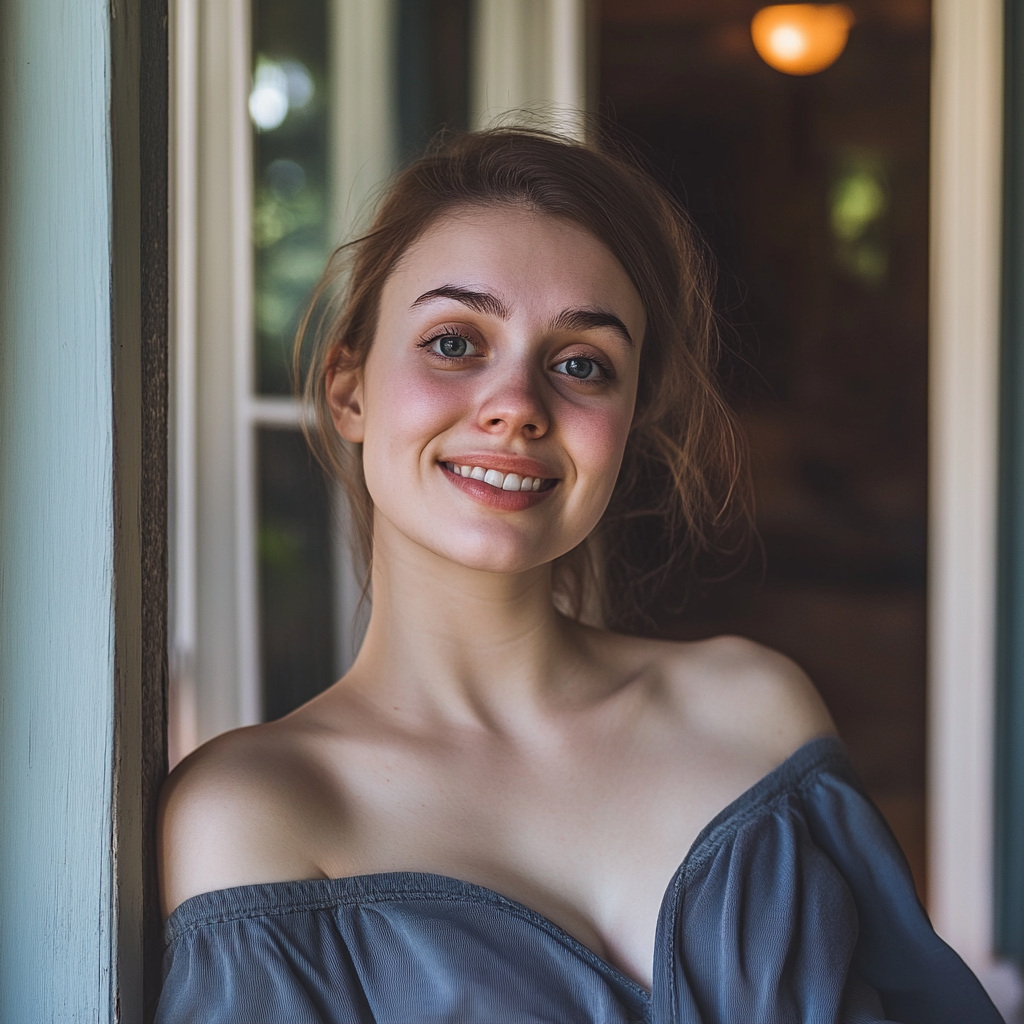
top-left (297, 125), bottom-right (750, 631)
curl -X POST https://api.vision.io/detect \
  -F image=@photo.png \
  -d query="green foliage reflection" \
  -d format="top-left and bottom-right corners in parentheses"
top-left (830, 155), bottom-right (890, 288)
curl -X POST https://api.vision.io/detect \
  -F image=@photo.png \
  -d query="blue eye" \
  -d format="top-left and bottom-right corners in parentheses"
top-left (554, 356), bottom-right (601, 380)
top-left (429, 333), bottom-right (476, 358)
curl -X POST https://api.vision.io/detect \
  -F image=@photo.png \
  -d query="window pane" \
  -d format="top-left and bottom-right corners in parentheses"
top-left (257, 427), bottom-right (335, 719)
top-left (251, 0), bottom-right (471, 395)
top-left (249, 1), bottom-right (472, 724)
top-left (396, 0), bottom-right (471, 161)
top-left (252, 0), bottom-right (328, 395)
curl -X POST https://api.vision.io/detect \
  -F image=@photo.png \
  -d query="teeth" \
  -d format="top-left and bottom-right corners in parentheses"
top-left (445, 462), bottom-right (550, 492)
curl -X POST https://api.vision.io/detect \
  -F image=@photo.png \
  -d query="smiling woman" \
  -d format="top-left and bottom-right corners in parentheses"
top-left (155, 128), bottom-right (1002, 1023)
top-left (300, 129), bottom-right (746, 625)
top-left (327, 204), bottom-right (645, 579)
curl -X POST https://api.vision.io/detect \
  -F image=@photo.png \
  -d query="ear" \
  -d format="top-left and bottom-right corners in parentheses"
top-left (326, 362), bottom-right (366, 443)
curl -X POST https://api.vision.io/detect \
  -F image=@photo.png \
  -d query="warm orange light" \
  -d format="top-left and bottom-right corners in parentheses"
top-left (751, 4), bottom-right (855, 76)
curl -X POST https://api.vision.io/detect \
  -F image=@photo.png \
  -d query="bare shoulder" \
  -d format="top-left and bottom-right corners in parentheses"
top-left (158, 719), bottom-right (333, 918)
top-left (616, 632), bottom-right (836, 766)
top-left (682, 634), bottom-right (835, 753)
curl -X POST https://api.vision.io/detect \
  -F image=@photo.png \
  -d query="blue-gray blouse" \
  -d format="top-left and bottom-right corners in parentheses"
top-left (156, 737), bottom-right (1003, 1023)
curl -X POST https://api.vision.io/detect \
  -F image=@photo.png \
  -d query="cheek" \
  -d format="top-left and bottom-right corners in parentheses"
top-left (361, 357), bottom-right (469, 469)
top-left (560, 399), bottom-right (633, 492)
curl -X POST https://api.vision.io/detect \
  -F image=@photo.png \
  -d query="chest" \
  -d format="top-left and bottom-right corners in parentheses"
top-left (311, 732), bottom-right (770, 987)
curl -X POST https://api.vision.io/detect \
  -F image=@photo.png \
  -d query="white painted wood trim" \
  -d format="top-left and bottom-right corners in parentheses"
top-left (247, 396), bottom-right (309, 428)
top-left (230, 0), bottom-right (261, 727)
top-left (549, 0), bottom-right (587, 136)
top-left (169, 0), bottom-right (200, 765)
top-left (325, 0), bottom-right (399, 678)
top-left (190, 0), bottom-right (258, 742)
top-left (328, 0), bottom-right (397, 246)
top-left (471, 0), bottom-right (587, 130)
top-left (928, 0), bottom-right (1004, 976)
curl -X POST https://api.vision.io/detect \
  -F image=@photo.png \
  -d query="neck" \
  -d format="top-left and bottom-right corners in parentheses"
top-left (347, 518), bottom-right (585, 727)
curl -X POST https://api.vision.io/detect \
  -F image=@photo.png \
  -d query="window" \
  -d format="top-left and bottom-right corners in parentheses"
top-left (169, 0), bottom-right (587, 761)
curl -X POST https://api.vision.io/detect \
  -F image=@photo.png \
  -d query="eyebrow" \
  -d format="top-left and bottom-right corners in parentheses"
top-left (411, 286), bottom-right (635, 347)
top-left (549, 307), bottom-right (635, 348)
top-left (411, 286), bottom-right (510, 320)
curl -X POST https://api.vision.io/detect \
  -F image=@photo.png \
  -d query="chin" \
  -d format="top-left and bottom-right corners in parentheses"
top-left (433, 532), bottom-right (559, 576)
top-left (403, 516), bottom-right (570, 576)
top-left (371, 484), bottom-right (597, 578)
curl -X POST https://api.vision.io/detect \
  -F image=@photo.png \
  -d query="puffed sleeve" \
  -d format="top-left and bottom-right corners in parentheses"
top-left (803, 764), bottom-right (1004, 1023)
top-left (657, 739), bottom-right (1004, 1024)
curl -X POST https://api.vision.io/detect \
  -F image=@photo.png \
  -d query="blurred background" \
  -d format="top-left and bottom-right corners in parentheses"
top-left (601, 0), bottom-right (931, 893)
top-left (167, 0), bottom-right (1021, 1012)
top-left (180, 0), bottom-right (927, 882)
top-left (191, 0), bottom-right (930, 883)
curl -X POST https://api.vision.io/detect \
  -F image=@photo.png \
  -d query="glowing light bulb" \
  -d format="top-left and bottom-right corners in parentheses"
top-left (751, 4), bottom-right (855, 76)
top-left (769, 26), bottom-right (808, 61)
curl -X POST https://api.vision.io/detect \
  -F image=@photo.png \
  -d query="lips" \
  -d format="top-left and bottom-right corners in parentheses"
top-left (438, 459), bottom-right (558, 510)
top-left (442, 461), bottom-right (554, 493)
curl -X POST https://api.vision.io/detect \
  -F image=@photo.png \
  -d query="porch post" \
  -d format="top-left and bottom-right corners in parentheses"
top-left (0, 1), bottom-right (168, 1020)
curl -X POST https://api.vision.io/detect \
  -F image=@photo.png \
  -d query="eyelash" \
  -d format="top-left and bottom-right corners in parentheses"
top-left (417, 329), bottom-right (616, 383)
top-left (417, 326), bottom-right (476, 362)
top-left (555, 351), bottom-right (616, 384)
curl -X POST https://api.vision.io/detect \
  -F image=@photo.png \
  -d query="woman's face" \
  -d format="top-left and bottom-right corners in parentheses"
top-left (329, 204), bottom-right (646, 575)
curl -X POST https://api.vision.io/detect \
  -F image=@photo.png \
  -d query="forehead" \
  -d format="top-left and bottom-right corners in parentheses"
top-left (384, 205), bottom-right (646, 334)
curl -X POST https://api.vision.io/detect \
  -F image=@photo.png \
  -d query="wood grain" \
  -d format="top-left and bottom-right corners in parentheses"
top-left (0, 2), bottom-right (118, 1019)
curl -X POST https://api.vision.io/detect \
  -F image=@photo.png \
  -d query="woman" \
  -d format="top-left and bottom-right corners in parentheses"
top-left (157, 127), bottom-right (1002, 1023)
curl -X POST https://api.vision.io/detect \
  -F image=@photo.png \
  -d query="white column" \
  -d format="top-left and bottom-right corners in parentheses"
top-left (169, 0), bottom-right (201, 765)
top-left (549, 0), bottom-right (587, 135)
top-left (190, 0), bottom-right (259, 740)
top-left (229, 0), bottom-right (261, 729)
top-left (928, 0), bottom-right (1003, 980)
top-left (325, 0), bottom-right (400, 675)
top-left (471, 0), bottom-right (586, 133)
top-left (329, 0), bottom-right (397, 245)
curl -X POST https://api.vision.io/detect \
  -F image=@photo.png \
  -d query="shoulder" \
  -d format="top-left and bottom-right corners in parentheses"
top-left (620, 632), bottom-right (836, 766)
top-left (158, 719), bottom-right (334, 918)
top-left (672, 634), bottom-right (836, 763)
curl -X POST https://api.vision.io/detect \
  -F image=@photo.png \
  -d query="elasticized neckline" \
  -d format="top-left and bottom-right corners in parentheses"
top-left (165, 734), bottom-right (849, 945)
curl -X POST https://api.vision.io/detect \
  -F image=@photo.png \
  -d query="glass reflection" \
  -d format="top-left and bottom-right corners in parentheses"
top-left (830, 154), bottom-right (889, 287)
top-left (600, 0), bottom-right (930, 891)
top-left (257, 427), bottom-right (335, 720)
top-left (252, 0), bottom-right (328, 395)
top-left (249, 0), bottom-right (474, 719)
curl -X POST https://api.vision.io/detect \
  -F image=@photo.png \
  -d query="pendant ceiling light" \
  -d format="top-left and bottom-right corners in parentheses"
top-left (751, 4), bottom-right (856, 76)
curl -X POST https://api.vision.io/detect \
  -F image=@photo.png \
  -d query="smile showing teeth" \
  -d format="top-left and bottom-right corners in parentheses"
top-left (444, 462), bottom-right (546, 492)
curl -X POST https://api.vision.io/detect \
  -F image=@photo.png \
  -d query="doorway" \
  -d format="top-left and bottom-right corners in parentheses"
top-left (599, 0), bottom-right (932, 891)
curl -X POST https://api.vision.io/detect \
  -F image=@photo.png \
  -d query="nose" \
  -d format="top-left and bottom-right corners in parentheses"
top-left (476, 364), bottom-right (550, 440)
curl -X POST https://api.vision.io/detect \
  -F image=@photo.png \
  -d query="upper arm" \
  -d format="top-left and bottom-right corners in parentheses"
top-left (158, 729), bottom-right (325, 917)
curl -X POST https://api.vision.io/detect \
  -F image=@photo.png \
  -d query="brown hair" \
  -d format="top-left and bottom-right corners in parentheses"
top-left (296, 125), bottom-right (750, 631)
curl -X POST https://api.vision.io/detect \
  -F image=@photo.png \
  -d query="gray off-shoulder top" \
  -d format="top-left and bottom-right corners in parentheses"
top-left (156, 737), bottom-right (1003, 1023)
